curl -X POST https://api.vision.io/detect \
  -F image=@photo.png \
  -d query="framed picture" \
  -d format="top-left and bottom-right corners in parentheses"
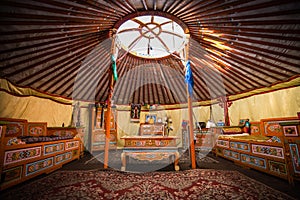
top-left (130, 104), bottom-right (141, 123)
top-left (145, 114), bottom-right (156, 124)
top-left (283, 125), bottom-right (298, 136)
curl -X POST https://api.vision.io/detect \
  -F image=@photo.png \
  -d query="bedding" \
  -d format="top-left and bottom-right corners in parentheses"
top-left (6, 135), bottom-right (74, 145)
top-left (0, 120), bottom-right (83, 191)
top-left (215, 117), bottom-right (299, 184)
top-left (218, 133), bottom-right (280, 143)
top-left (21, 135), bottom-right (74, 143)
top-left (221, 127), bottom-right (243, 134)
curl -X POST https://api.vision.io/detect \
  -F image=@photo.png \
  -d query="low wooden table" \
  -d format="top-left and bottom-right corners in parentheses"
top-left (121, 148), bottom-right (180, 171)
top-left (121, 136), bottom-right (179, 171)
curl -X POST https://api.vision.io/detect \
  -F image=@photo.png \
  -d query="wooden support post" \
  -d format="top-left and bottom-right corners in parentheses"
top-left (103, 75), bottom-right (114, 169)
top-left (104, 29), bottom-right (118, 169)
top-left (183, 33), bottom-right (196, 169)
top-left (188, 92), bottom-right (196, 169)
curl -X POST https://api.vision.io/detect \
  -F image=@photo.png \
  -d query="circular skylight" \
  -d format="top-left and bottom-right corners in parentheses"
top-left (117, 15), bottom-right (186, 59)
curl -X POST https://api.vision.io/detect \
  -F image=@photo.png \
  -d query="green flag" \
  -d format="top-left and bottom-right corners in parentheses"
top-left (111, 55), bottom-right (118, 81)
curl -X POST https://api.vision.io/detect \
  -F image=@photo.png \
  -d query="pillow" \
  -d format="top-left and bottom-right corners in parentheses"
top-left (222, 127), bottom-right (243, 135)
top-left (239, 119), bottom-right (249, 126)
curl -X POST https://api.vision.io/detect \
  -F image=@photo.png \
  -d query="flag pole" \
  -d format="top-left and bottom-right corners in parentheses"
top-left (184, 34), bottom-right (196, 169)
top-left (104, 29), bottom-right (118, 169)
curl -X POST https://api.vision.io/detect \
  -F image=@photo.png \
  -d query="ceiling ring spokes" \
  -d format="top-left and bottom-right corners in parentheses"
top-left (140, 22), bottom-right (162, 39)
top-left (117, 15), bottom-right (186, 59)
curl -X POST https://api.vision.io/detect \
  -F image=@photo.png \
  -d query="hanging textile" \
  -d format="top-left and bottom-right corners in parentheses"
top-left (111, 55), bottom-right (118, 81)
top-left (111, 29), bottom-right (120, 82)
top-left (185, 60), bottom-right (194, 96)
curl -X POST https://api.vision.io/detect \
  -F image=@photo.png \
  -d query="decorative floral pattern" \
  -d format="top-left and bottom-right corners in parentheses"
top-left (217, 139), bottom-right (229, 148)
top-left (2, 166), bottom-right (22, 184)
top-left (65, 141), bottom-right (79, 150)
top-left (55, 152), bottom-right (72, 165)
top-left (25, 157), bottom-right (53, 176)
top-left (5, 123), bottom-right (24, 136)
top-left (128, 152), bottom-right (172, 161)
top-left (28, 125), bottom-right (45, 136)
top-left (224, 149), bottom-right (240, 161)
top-left (1, 169), bottom-right (294, 200)
top-left (252, 144), bottom-right (284, 159)
top-left (44, 143), bottom-right (64, 155)
top-left (269, 160), bottom-right (287, 175)
top-left (241, 154), bottom-right (266, 169)
top-left (230, 141), bottom-right (250, 152)
top-left (4, 147), bottom-right (41, 165)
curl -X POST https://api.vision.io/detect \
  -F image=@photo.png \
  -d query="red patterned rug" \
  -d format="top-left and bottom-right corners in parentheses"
top-left (1, 169), bottom-right (295, 200)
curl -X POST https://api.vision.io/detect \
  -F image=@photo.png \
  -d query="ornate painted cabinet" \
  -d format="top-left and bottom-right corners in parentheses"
top-left (121, 123), bottom-right (179, 171)
top-left (88, 104), bottom-right (117, 152)
top-left (280, 120), bottom-right (300, 185)
top-left (215, 117), bottom-right (299, 183)
top-left (0, 118), bottom-right (81, 191)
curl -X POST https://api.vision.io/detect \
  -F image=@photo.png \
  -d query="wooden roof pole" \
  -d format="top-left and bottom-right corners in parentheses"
top-left (104, 29), bottom-right (118, 169)
top-left (184, 33), bottom-right (196, 169)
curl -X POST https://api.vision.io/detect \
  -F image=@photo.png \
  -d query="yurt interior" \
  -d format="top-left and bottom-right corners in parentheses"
top-left (0, 0), bottom-right (300, 199)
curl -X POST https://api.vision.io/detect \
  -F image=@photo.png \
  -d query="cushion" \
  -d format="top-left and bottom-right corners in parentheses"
top-left (21, 135), bottom-right (73, 144)
top-left (222, 127), bottom-right (243, 135)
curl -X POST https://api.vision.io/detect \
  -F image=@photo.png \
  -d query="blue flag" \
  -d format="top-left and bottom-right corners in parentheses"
top-left (185, 60), bottom-right (194, 95)
top-left (111, 55), bottom-right (118, 81)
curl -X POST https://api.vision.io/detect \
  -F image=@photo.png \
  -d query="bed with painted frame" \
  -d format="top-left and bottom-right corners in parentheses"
top-left (215, 117), bottom-right (300, 185)
top-left (0, 118), bottom-right (82, 191)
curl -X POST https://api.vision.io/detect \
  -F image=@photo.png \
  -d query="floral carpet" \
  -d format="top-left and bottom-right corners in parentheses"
top-left (87, 150), bottom-right (219, 165)
top-left (1, 169), bottom-right (295, 200)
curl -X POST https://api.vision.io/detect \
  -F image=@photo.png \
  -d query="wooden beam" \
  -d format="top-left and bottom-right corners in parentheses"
top-left (103, 75), bottom-right (114, 169)
top-left (104, 30), bottom-right (118, 168)
top-left (184, 34), bottom-right (196, 169)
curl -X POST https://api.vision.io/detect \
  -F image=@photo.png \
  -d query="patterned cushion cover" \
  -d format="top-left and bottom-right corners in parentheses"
top-left (21, 135), bottom-right (73, 144)
top-left (222, 127), bottom-right (243, 135)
